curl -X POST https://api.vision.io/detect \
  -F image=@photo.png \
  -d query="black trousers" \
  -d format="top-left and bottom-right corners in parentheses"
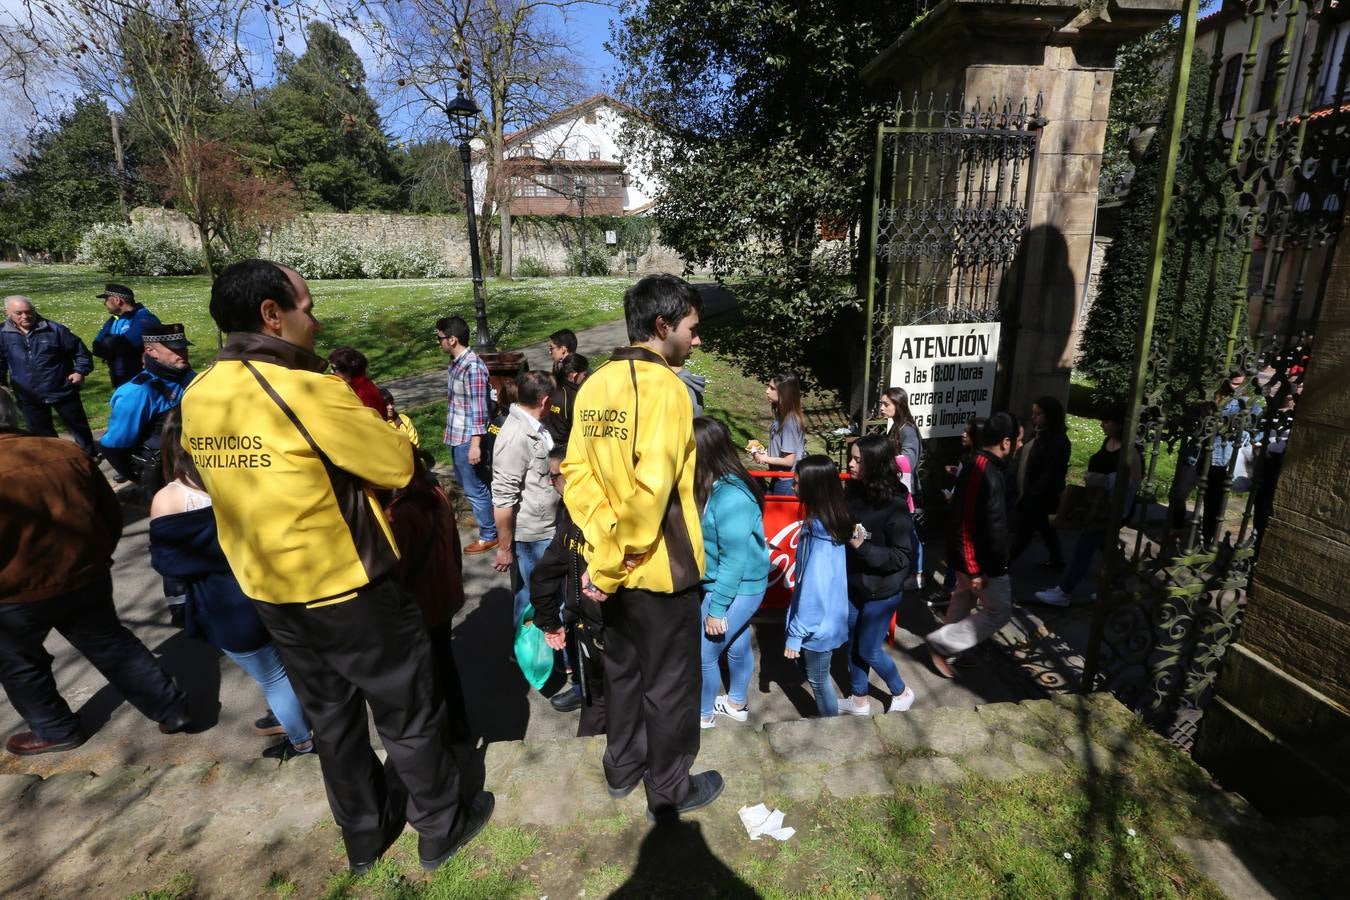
top-left (426, 622), bottom-right (471, 745)
top-left (0, 573), bottom-right (187, 742)
top-left (1009, 497), bottom-right (1064, 565)
top-left (17, 394), bottom-right (96, 456)
top-left (1201, 465), bottom-right (1229, 545)
top-left (573, 625), bottom-right (607, 738)
top-left (254, 580), bottom-right (464, 865)
top-left (600, 584), bottom-right (701, 812)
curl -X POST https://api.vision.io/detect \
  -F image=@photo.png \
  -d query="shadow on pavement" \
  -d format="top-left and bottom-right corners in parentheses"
top-left (610, 819), bottom-right (757, 899)
top-left (453, 585), bottom-right (533, 743)
top-left (76, 632), bottom-right (223, 738)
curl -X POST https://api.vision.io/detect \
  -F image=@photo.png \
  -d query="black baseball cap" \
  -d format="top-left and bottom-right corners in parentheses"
top-left (97, 283), bottom-right (135, 302)
top-left (143, 323), bottom-right (192, 349)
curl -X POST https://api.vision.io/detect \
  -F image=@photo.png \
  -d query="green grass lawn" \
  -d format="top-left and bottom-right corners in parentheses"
top-left (0, 265), bottom-right (632, 428)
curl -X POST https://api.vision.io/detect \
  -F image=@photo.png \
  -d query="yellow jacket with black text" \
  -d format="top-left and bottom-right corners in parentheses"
top-left (561, 346), bottom-right (704, 595)
top-left (179, 333), bottom-right (414, 605)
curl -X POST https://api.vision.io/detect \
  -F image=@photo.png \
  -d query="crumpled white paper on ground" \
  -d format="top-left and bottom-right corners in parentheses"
top-left (738, 803), bottom-right (795, 841)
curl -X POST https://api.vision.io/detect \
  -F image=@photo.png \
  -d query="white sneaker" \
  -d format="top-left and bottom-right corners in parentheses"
top-left (700, 715), bottom-right (716, 730)
top-left (888, 687), bottom-right (916, 713)
top-left (843, 697), bottom-right (872, 716)
top-left (713, 695), bottom-right (748, 722)
top-left (1034, 586), bottom-right (1071, 607)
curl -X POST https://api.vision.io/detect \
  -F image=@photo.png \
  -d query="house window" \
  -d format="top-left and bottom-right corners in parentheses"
top-left (553, 147), bottom-right (567, 160)
top-left (1256, 38), bottom-right (1282, 112)
top-left (521, 143), bottom-right (535, 157)
top-left (1316, 21), bottom-right (1349, 107)
top-left (1219, 55), bottom-right (1242, 120)
top-left (589, 146), bottom-right (601, 160)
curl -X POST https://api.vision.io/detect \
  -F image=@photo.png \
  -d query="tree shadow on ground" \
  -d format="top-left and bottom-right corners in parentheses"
top-left (76, 631), bottom-right (222, 739)
top-left (453, 585), bottom-right (533, 743)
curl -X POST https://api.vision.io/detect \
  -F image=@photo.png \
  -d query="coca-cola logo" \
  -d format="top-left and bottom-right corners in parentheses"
top-left (766, 518), bottom-right (804, 591)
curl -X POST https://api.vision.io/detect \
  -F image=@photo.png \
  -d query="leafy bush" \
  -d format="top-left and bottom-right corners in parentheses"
top-left (515, 255), bottom-right (551, 277)
top-left (77, 223), bottom-right (204, 275)
top-left (566, 246), bottom-right (611, 277)
top-left (267, 227), bottom-right (451, 279)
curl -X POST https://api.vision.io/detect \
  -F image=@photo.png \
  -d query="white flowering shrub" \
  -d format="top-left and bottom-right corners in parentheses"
top-left (268, 227), bottom-right (451, 279)
top-left (78, 223), bottom-right (203, 276)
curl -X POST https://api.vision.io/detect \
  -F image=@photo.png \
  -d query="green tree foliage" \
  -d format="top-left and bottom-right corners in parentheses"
top-left (613, 0), bottom-right (919, 398)
top-left (399, 139), bottom-right (465, 214)
top-left (0, 96), bottom-right (146, 253)
top-left (249, 22), bottom-right (403, 211)
top-left (1081, 51), bottom-right (1243, 414)
top-left (1100, 22), bottom-right (1178, 194)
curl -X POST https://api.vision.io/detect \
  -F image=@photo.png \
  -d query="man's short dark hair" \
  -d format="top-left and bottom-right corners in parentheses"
top-left (981, 412), bottom-right (1019, 448)
top-left (547, 445), bottom-right (567, 462)
top-left (624, 275), bottom-right (701, 343)
top-left (435, 315), bottom-right (470, 345)
top-left (210, 259), bottom-right (297, 334)
top-left (516, 369), bottom-right (555, 407)
top-left (549, 328), bottom-right (577, 353)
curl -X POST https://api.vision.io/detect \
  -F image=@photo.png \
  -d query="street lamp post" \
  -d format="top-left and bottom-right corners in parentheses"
top-left (447, 89), bottom-right (492, 351)
top-left (574, 176), bottom-right (588, 276)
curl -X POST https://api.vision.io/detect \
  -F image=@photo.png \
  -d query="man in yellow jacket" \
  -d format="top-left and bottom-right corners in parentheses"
top-left (561, 274), bottom-right (722, 819)
top-left (180, 260), bottom-right (491, 874)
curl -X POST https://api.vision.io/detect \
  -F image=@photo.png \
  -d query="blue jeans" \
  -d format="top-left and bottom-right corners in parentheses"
top-left (1062, 529), bottom-right (1107, 593)
top-left (451, 441), bottom-right (497, 541)
top-left (848, 592), bottom-right (907, 698)
top-left (698, 590), bottom-right (762, 718)
top-left (513, 537), bottom-right (553, 625)
top-left (801, 648), bottom-right (837, 717)
top-left (223, 643), bottom-right (312, 746)
top-left (768, 475), bottom-right (796, 496)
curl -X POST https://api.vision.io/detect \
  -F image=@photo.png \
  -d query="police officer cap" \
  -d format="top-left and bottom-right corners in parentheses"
top-left (97, 283), bottom-right (135, 302)
top-left (143, 323), bottom-right (192, 349)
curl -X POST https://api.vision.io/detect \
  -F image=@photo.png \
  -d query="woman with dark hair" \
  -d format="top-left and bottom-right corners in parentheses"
top-left (784, 455), bottom-right (851, 717)
top-left (693, 417), bottom-right (770, 728)
top-left (1009, 395), bottom-right (1070, 568)
top-left (881, 387), bottom-right (921, 483)
top-left (1035, 405), bottom-right (1142, 606)
top-left (148, 408), bottom-right (314, 759)
top-left (328, 346), bottom-right (384, 413)
top-left (378, 388), bottom-right (420, 447)
top-left (843, 435), bottom-right (916, 714)
top-left (751, 372), bottom-right (807, 496)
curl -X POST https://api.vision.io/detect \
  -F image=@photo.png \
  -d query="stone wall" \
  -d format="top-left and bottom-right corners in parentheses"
top-left (1193, 207), bottom-right (1350, 813)
top-left (130, 207), bottom-right (691, 277)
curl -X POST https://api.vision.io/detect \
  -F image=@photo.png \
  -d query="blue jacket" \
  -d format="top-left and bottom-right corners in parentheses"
top-left (700, 475), bottom-right (771, 618)
top-left (148, 506), bottom-right (272, 654)
top-left (92, 305), bottom-right (160, 384)
top-left (785, 518), bottom-right (849, 653)
top-left (0, 318), bottom-right (93, 404)
top-left (100, 366), bottom-right (195, 449)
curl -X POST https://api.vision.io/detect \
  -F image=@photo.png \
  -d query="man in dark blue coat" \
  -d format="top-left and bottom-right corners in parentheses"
top-left (92, 282), bottom-right (160, 388)
top-left (0, 295), bottom-right (96, 455)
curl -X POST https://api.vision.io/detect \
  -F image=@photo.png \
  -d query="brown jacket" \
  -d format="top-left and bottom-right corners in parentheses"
top-left (1, 430), bottom-right (123, 603)
top-left (386, 482), bottom-right (464, 628)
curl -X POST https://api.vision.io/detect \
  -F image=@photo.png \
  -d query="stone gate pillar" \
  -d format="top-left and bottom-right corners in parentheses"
top-left (861, 0), bottom-right (1179, 416)
top-left (1191, 210), bottom-right (1350, 813)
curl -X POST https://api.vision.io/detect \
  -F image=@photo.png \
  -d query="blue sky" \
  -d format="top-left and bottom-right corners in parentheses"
top-left (558, 4), bottom-right (623, 93)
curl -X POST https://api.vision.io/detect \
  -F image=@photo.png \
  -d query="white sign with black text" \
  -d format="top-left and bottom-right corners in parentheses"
top-left (889, 322), bottom-right (1001, 438)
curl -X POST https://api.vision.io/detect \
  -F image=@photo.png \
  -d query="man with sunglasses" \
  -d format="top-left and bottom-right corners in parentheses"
top-left (435, 316), bottom-right (498, 554)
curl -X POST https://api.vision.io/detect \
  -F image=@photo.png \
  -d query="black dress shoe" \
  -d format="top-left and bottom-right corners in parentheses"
top-left (646, 771), bottom-right (724, 822)
top-left (607, 773), bottom-right (645, 800)
top-left (419, 791), bottom-right (495, 872)
top-left (5, 731), bottom-right (86, 756)
top-left (349, 812), bottom-right (407, 875)
top-left (549, 688), bottom-right (583, 713)
top-left (158, 713), bottom-right (192, 734)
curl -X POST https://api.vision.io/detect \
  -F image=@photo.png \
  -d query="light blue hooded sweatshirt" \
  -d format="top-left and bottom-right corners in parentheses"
top-left (785, 518), bottom-right (849, 653)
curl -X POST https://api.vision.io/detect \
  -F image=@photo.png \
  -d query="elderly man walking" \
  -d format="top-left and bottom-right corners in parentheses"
top-left (0, 387), bottom-right (191, 756)
top-left (181, 260), bottom-right (491, 875)
top-left (0, 295), bottom-right (96, 455)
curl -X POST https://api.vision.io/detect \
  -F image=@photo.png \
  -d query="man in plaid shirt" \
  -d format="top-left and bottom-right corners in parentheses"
top-left (436, 315), bottom-right (499, 554)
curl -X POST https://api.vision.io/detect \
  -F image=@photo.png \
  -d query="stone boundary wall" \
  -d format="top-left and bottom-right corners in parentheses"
top-left (130, 207), bottom-right (694, 277)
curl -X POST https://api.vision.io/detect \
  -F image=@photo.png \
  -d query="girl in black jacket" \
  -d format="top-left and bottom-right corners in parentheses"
top-left (1010, 396), bottom-right (1071, 568)
top-left (842, 435), bottom-right (916, 715)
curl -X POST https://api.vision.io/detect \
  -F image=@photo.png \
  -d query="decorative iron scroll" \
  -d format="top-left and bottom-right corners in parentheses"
top-left (1085, 0), bottom-right (1348, 748)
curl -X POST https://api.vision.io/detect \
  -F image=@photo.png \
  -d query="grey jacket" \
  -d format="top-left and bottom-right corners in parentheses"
top-left (490, 404), bottom-right (559, 542)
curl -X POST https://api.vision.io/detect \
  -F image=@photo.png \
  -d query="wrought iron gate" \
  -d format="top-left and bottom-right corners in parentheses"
top-left (1084, 0), bottom-right (1348, 746)
top-left (861, 94), bottom-right (1045, 418)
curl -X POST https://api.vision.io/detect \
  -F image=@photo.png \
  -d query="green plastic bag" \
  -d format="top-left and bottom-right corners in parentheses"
top-left (513, 604), bottom-right (554, 691)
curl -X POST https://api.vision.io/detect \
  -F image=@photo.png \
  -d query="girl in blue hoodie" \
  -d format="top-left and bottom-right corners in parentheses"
top-left (694, 417), bottom-right (771, 728)
top-left (785, 455), bottom-right (853, 717)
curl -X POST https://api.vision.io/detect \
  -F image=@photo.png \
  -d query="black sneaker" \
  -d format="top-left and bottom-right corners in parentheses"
top-left (549, 688), bottom-right (583, 713)
top-left (254, 713), bottom-right (286, 736)
top-left (419, 791), bottom-right (494, 872)
top-left (646, 771), bottom-right (724, 822)
top-left (349, 812), bottom-right (408, 875)
top-left (261, 739), bottom-right (310, 761)
top-left (157, 712), bottom-right (192, 735)
top-left (606, 773), bottom-right (645, 800)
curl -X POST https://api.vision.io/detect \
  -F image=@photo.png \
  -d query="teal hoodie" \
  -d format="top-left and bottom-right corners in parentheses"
top-left (700, 474), bottom-right (771, 618)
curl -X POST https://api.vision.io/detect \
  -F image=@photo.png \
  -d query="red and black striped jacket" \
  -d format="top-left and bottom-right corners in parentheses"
top-left (947, 448), bottom-right (1010, 578)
